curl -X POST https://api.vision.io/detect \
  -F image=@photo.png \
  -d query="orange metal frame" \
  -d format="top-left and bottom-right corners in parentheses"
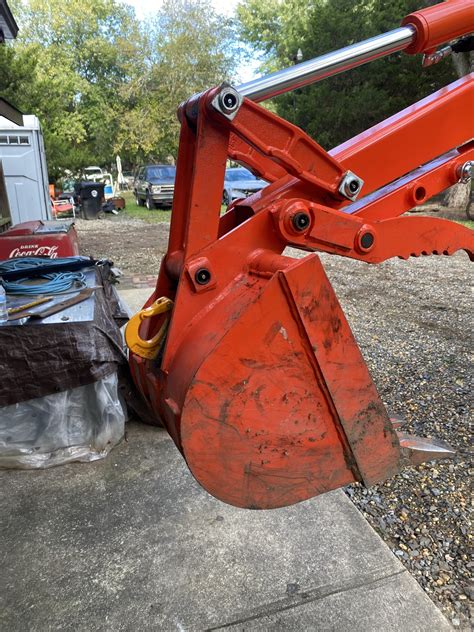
top-left (128, 1), bottom-right (474, 509)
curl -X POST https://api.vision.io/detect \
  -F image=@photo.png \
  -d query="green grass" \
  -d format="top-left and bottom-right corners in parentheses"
top-left (121, 191), bottom-right (172, 222)
top-left (120, 190), bottom-right (227, 222)
top-left (454, 219), bottom-right (474, 230)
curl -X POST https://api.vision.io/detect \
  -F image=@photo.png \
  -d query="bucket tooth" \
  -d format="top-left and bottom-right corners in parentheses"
top-left (390, 414), bottom-right (407, 429)
top-left (397, 432), bottom-right (456, 466)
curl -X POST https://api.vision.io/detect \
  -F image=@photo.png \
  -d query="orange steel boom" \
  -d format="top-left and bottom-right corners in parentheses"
top-left (126, 0), bottom-right (474, 509)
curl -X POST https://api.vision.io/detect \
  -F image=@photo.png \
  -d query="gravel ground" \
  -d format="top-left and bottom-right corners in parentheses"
top-left (76, 217), bottom-right (169, 275)
top-left (77, 215), bottom-right (472, 629)
top-left (316, 250), bottom-right (473, 631)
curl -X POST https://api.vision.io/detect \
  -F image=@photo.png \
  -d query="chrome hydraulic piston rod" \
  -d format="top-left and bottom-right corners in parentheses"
top-left (237, 26), bottom-right (416, 102)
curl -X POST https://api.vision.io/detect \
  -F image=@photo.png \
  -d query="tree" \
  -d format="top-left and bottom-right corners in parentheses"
top-left (1, 0), bottom-right (240, 175)
top-left (114, 0), bottom-right (240, 164)
top-left (1, 0), bottom-right (144, 178)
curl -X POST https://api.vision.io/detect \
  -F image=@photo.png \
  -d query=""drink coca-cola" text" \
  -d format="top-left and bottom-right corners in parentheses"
top-left (9, 244), bottom-right (59, 258)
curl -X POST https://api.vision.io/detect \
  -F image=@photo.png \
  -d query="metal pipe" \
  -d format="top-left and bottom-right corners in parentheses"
top-left (237, 26), bottom-right (416, 102)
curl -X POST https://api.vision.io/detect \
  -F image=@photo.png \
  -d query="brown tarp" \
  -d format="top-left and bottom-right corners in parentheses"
top-left (0, 265), bottom-right (128, 407)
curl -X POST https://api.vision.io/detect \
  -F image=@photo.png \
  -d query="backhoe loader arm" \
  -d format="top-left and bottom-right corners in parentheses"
top-left (126, 0), bottom-right (474, 509)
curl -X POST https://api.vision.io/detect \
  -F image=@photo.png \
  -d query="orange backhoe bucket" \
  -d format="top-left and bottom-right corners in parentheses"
top-left (127, 0), bottom-right (473, 509)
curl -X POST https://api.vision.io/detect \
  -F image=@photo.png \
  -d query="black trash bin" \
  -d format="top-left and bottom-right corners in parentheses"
top-left (75, 182), bottom-right (105, 220)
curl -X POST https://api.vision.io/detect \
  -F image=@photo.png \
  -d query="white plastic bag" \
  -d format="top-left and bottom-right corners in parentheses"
top-left (0, 372), bottom-right (126, 469)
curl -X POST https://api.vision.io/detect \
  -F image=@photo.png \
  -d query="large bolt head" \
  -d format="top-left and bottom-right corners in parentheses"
top-left (211, 84), bottom-right (243, 121)
top-left (195, 268), bottom-right (212, 285)
top-left (355, 225), bottom-right (376, 253)
top-left (458, 161), bottom-right (473, 184)
top-left (292, 212), bottom-right (311, 232)
top-left (218, 88), bottom-right (240, 115)
top-left (360, 232), bottom-right (374, 249)
top-left (344, 177), bottom-right (360, 197)
top-left (338, 171), bottom-right (364, 201)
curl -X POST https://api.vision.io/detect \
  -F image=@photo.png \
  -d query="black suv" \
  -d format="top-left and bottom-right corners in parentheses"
top-left (134, 164), bottom-right (176, 209)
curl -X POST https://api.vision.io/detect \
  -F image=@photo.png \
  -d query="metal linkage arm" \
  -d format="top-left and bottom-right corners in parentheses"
top-left (347, 146), bottom-right (474, 222)
top-left (270, 198), bottom-right (474, 264)
top-left (206, 72), bottom-right (473, 228)
top-left (207, 94), bottom-right (357, 200)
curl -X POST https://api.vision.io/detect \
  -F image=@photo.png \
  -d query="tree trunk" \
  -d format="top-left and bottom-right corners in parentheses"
top-left (443, 182), bottom-right (470, 212)
top-left (443, 49), bottom-right (472, 214)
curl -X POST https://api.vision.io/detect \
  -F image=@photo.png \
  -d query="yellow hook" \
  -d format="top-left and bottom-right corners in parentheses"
top-left (125, 297), bottom-right (174, 360)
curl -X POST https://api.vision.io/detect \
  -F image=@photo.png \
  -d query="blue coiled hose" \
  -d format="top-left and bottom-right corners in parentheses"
top-left (0, 257), bottom-right (88, 295)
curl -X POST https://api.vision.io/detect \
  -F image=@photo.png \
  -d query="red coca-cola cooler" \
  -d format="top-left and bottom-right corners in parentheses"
top-left (0, 221), bottom-right (80, 260)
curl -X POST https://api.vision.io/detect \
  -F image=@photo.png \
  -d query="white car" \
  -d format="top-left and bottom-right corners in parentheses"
top-left (83, 166), bottom-right (105, 181)
top-left (223, 168), bottom-right (267, 206)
